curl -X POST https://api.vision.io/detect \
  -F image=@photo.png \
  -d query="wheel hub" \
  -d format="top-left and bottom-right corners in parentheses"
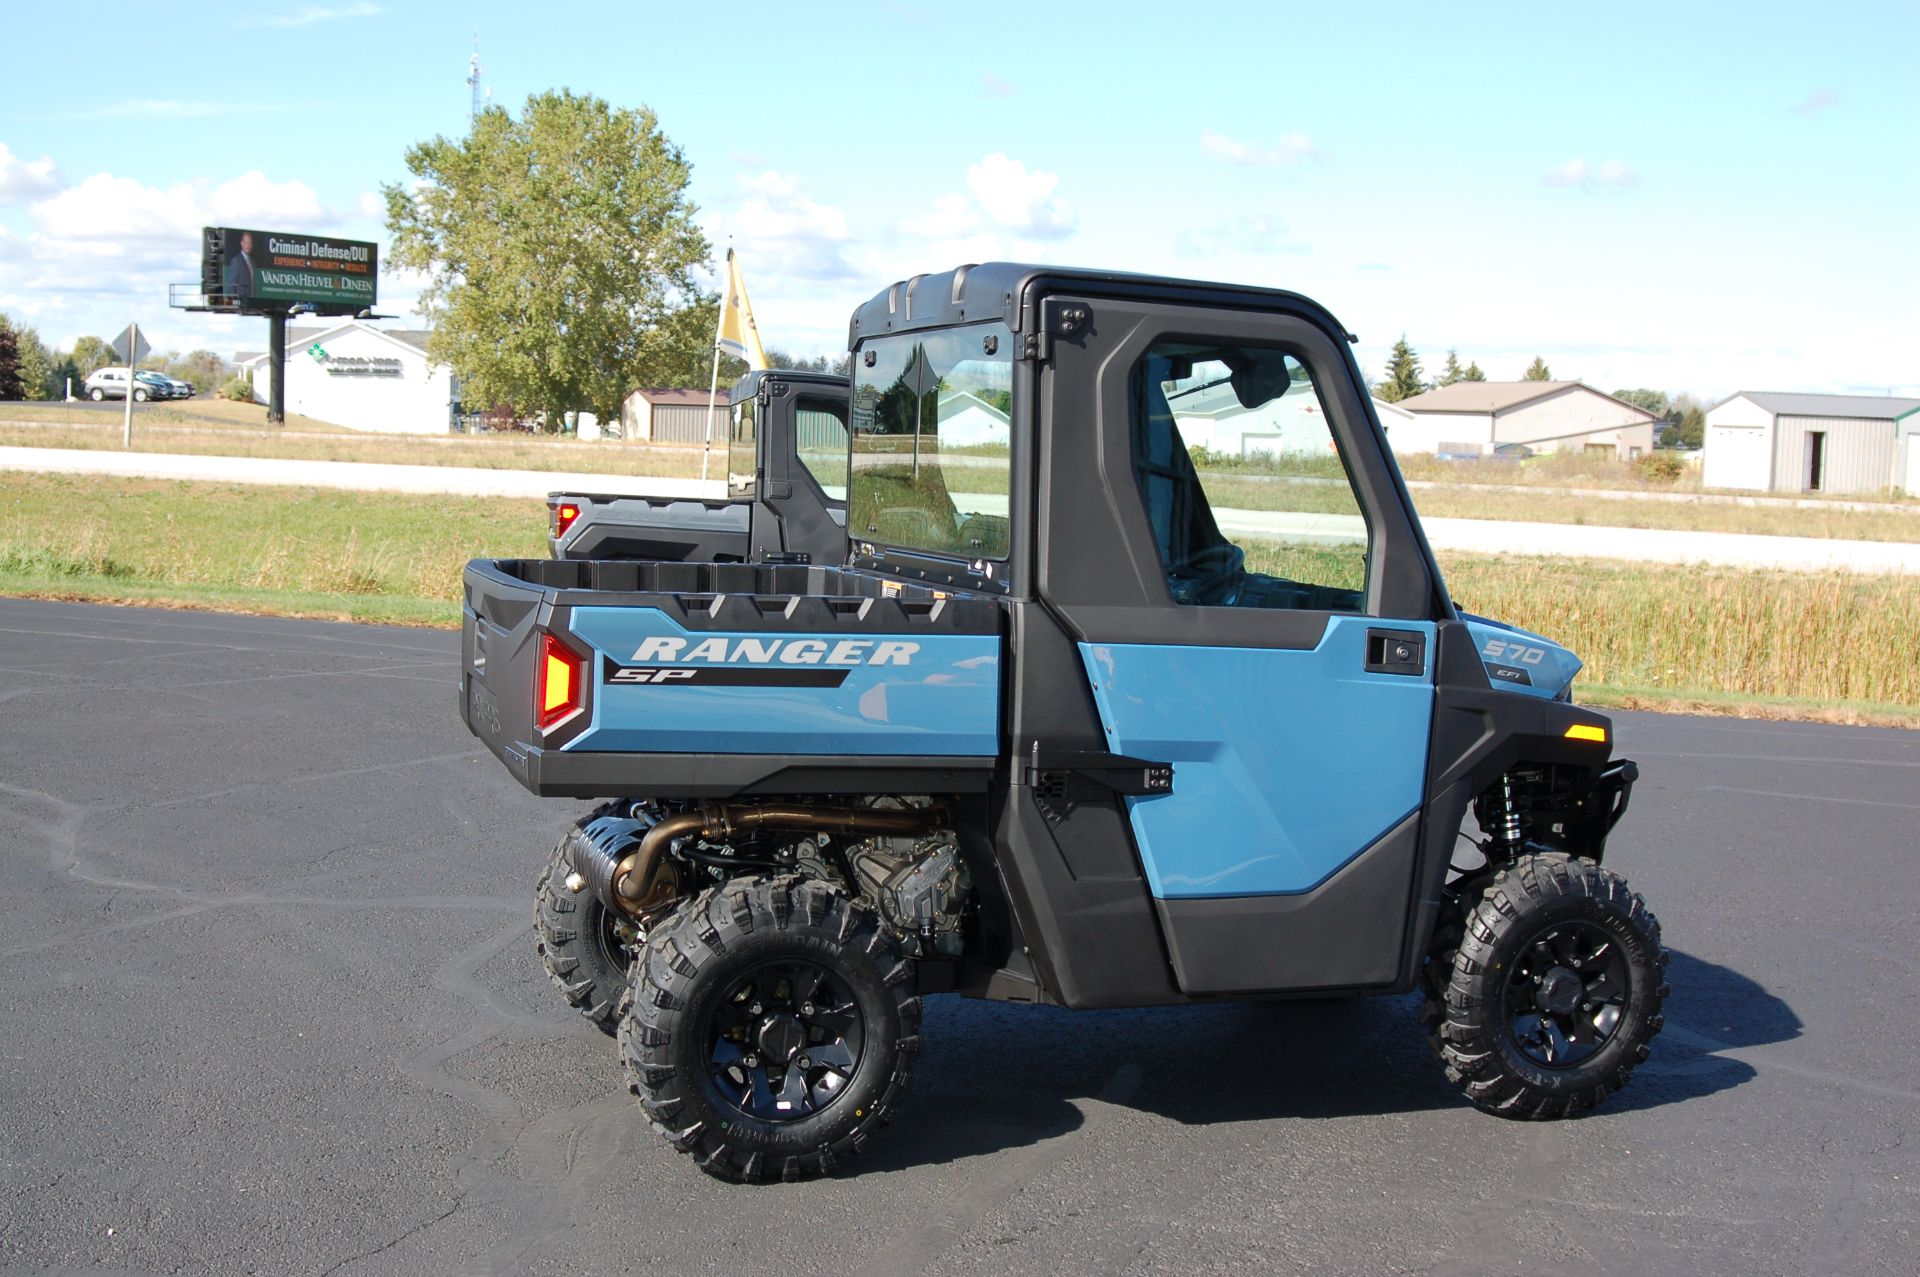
top-left (703, 958), bottom-right (866, 1123)
top-left (1538, 967), bottom-right (1584, 1015)
top-left (1504, 919), bottom-right (1633, 1069)
top-left (755, 1013), bottom-right (806, 1064)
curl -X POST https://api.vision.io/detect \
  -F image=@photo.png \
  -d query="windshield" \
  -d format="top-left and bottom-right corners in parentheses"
top-left (849, 322), bottom-right (1012, 562)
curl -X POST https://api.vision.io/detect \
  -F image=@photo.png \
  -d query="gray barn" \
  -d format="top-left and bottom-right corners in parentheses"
top-left (1703, 391), bottom-right (1920, 495)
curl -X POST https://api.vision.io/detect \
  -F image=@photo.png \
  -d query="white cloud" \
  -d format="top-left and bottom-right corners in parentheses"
top-left (242, 3), bottom-right (381, 28)
top-left (31, 170), bottom-right (327, 242)
top-left (900, 193), bottom-right (979, 241)
top-left (964, 153), bottom-right (1074, 238)
top-left (1200, 129), bottom-right (1322, 166)
top-left (0, 143), bottom-right (61, 205)
top-left (723, 169), bottom-right (857, 283)
top-left (1792, 88), bottom-right (1839, 117)
top-left (356, 190), bottom-right (387, 221)
top-left (1541, 157), bottom-right (1640, 192)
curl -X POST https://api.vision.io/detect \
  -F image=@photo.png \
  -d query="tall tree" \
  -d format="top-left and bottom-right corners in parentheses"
top-left (1438, 350), bottom-right (1465, 387)
top-left (0, 326), bottom-right (23, 400)
top-left (69, 335), bottom-right (115, 376)
top-left (1462, 361), bottom-right (1486, 382)
top-left (1374, 335), bottom-right (1424, 402)
top-left (1666, 393), bottom-right (1706, 448)
top-left (165, 349), bottom-right (234, 395)
top-left (385, 89), bottom-right (716, 426)
top-left (1523, 356), bottom-right (1553, 381)
top-left (0, 315), bottom-right (54, 399)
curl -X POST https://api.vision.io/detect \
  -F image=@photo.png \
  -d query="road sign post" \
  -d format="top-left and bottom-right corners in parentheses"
top-left (110, 322), bottom-right (150, 448)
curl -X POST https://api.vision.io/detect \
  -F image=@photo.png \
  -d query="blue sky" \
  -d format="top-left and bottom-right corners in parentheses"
top-left (2, 0), bottom-right (1913, 397)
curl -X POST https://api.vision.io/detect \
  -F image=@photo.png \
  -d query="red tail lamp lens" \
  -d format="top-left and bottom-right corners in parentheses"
top-left (536, 633), bottom-right (587, 731)
top-left (552, 503), bottom-right (581, 537)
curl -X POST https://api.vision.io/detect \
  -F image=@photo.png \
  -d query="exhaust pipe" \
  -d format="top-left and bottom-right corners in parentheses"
top-left (611, 803), bottom-right (942, 917)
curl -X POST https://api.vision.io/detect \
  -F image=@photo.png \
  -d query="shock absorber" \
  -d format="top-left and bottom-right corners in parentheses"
top-left (1477, 772), bottom-right (1527, 860)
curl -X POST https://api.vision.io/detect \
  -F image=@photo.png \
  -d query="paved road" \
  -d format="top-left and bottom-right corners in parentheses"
top-left (7, 446), bottom-right (1920, 574)
top-left (0, 598), bottom-right (1914, 1275)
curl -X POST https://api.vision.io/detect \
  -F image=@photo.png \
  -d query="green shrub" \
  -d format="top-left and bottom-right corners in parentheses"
top-left (1634, 451), bottom-right (1686, 484)
top-left (217, 375), bottom-right (256, 402)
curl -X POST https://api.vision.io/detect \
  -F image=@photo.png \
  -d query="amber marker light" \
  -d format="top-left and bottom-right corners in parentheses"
top-left (551, 502), bottom-right (582, 537)
top-left (1564, 723), bottom-right (1608, 743)
top-left (536, 633), bottom-right (587, 731)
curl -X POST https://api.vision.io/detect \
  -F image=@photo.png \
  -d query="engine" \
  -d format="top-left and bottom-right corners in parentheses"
top-left (847, 833), bottom-right (970, 958)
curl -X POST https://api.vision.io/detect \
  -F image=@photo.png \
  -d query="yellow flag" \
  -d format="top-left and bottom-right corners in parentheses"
top-left (716, 248), bottom-right (770, 371)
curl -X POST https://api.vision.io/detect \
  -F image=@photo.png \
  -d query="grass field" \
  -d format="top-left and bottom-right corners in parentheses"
top-left (3, 472), bottom-right (1916, 723)
top-left (10, 410), bottom-right (1916, 539)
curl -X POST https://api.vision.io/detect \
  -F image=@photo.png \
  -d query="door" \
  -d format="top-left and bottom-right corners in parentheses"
top-left (1036, 294), bottom-right (1441, 995)
top-left (1805, 431), bottom-right (1827, 491)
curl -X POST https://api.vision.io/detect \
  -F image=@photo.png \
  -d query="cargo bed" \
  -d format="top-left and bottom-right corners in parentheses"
top-left (460, 559), bottom-right (1004, 799)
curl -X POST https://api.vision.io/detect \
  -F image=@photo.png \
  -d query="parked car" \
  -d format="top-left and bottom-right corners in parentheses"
top-left (155, 374), bottom-right (196, 399)
top-left (83, 368), bottom-right (150, 402)
top-left (136, 371), bottom-right (182, 400)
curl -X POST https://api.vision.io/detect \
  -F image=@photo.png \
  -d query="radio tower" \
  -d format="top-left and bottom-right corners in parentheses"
top-left (466, 38), bottom-right (484, 123)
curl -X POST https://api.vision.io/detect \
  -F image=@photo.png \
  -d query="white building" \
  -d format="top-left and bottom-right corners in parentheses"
top-left (1159, 377), bottom-right (1414, 459)
top-left (1703, 391), bottom-right (1920, 495)
top-left (235, 322), bottom-right (455, 434)
top-left (1393, 382), bottom-right (1658, 460)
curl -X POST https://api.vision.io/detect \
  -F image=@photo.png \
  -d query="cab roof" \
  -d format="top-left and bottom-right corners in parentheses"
top-left (727, 366), bottom-right (850, 404)
top-left (847, 261), bottom-right (1348, 346)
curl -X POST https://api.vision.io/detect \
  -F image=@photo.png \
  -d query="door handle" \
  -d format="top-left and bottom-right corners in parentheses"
top-left (1364, 628), bottom-right (1426, 676)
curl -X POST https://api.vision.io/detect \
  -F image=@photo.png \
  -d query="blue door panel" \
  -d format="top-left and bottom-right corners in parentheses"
top-left (1080, 616), bottom-right (1436, 899)
top-left (565, 606), bottom-right (1000, 756)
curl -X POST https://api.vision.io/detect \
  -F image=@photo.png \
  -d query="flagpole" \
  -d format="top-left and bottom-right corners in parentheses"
top-left (701, 245), bottom-right (733, 483)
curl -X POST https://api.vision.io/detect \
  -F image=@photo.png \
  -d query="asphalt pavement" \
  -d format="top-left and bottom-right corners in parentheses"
top-left (0, 597), bottom-right (1914, 1275)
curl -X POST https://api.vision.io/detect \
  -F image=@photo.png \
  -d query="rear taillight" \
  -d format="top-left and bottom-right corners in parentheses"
top-left (551, 501), bottom-right (581, 537)
top-left (535, 632), bottom-right (587, 732)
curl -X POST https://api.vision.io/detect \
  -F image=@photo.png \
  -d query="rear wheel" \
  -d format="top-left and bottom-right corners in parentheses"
top-left (619, 875), bottom-right (919, 1181)
top-left (133, 388), bottom-right (148, 401)
top-left (532, 841), bottom-right (631, 1035)
top-left (1426, 852), bottom-right (1667, 1119)
top-left (89, 388), bottom-right (104, 401)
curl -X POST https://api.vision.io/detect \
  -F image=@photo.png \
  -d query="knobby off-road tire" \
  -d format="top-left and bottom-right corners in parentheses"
top-left (1426, 852), bottom-right (1668, 1119)
top-left (533, 840), bottom-right (630, 1036)
top-left (619, 875), bottom-right (920, 1182)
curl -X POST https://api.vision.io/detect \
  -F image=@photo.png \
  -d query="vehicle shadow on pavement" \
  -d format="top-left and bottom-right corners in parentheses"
top-left (859, 947), bottom-right (1798, 1172)
top-left (1600, 947), bottom-right (1802, 1114)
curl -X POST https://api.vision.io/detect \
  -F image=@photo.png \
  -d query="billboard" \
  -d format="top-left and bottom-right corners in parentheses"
top-left (204, 227), bottom-right (378, 310)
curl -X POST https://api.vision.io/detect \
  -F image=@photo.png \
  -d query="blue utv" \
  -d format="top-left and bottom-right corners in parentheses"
top-left (460, 264), bottom-right (1668, 1182)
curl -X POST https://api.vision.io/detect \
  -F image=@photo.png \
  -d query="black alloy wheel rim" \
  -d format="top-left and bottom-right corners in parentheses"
top-left (1503, 919), bottom-right (1632, 1068)
top-left (703, 959), bottom-right (865, 1122)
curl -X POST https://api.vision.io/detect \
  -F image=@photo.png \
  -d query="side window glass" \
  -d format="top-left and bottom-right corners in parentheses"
top-left (727, 397), bottom-right (756, 496)
top-left (794, 398), bottom-right (849, 501)
top-left (1130, 342), bottom-right (1369, 612)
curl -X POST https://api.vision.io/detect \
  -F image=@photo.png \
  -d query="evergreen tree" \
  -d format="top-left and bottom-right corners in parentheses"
top-left (1438, 350), bottom-right (1464, 386)
top-left (1374, 335), bottom-right (1424, 402)
top-left (1462, 362), bottom-right (1486, 382)
top-left (1523, 356), bottom-right (1553, 381)
top-left (0, 326), bottom-right (23, 400)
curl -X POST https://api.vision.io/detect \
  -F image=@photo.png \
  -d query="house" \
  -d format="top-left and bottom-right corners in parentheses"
top-left (1393, 382), bottom-right (1658, 460)
top-left (1702, 391), bottom-right (1920, 495)
top-left (620, 387), bottom-right (729, 444)
top-left (1156, 375), bottom-right (1414, 459)
top-left (935, 389), bottom-right (1010, 450)
top-left (232, 322), bottom-right (455, 434)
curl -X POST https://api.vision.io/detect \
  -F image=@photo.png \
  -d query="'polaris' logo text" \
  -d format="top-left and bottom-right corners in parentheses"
top-left (628, 637), bottom-right (919, 666)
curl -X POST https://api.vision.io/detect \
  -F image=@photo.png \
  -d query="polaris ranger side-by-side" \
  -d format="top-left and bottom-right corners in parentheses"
top-left (461, 264), bottom-right (1667, 1182)
top-left (546, 368), bottom-right (849, 565)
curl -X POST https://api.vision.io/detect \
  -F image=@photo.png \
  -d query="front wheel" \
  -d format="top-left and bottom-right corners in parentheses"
top-left (619, 875), bottom-right (920, 1182)
top-left (1426, 852), bottom-right (1667, 1119)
